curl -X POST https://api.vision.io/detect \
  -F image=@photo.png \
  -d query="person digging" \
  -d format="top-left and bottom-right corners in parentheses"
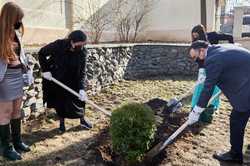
top-left (187, 40), bottom-right (250, 165)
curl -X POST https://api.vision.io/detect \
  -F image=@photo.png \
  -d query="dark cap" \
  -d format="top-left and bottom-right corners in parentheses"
top-left (68, 30), bottom-right (87, 42)
top-left (190, 40), bottom-right (209, 50)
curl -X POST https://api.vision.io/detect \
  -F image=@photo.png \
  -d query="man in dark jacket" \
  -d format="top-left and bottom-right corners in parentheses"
top-left (38, 30), bottom-right (92, 132)
top-left (188, 40), bottom-right (250, 164)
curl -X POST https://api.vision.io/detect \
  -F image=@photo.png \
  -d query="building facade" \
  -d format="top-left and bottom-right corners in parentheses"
top-left (0, 0), bottom-right (219, 44)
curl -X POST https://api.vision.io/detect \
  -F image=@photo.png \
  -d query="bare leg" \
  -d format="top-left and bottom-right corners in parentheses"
top-left (0, 100), bottom-right (21, 160)
top-left (11, 97), bottom-right (22, 119)
top-left (0, 101), bottom-right (12, 125)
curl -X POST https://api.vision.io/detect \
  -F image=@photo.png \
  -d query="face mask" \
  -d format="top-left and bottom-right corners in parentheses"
top-left (193, 37), bottom-right (198, 41)
top-left (74, 46), bottom-right (83, 52)
top-left (195, 58), bottom-right (205, 67)
top-left (14, 21), bottom-right (22, 30)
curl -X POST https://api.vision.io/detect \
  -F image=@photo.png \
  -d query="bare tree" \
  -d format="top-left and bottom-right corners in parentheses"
top-left (37, 0), bottom-right (157, 43)
top-left (132, 0), bottom-right (156, 42)
top-left (33, 0), bottom-right (110, 43)
top-left (74, 0), bottom-right (110, 44)
top-left (112, 0), bottom-right (158, 42)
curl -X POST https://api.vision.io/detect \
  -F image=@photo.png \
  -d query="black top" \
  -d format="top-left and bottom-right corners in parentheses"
top-left (207, 32), bottom-right (234, 44)
top-left (14, 35), bottom-right (21, 56)
top-left (7, 34), bottom-right (22, 69)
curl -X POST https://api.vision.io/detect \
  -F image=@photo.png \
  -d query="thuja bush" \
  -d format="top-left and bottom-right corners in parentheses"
top-left (110, 103), bottom-right (156, 164)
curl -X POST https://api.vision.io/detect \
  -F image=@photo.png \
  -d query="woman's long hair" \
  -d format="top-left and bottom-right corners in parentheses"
top-left (0, 2), bottom-right (24, 63)
top-left (191, 24), bottom-right (207, 42)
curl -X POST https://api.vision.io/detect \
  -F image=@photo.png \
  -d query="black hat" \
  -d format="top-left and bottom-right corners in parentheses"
top-left (190, 40), bottom-right (209, 50)
top-left (68, 30), bottom-right (87, 42)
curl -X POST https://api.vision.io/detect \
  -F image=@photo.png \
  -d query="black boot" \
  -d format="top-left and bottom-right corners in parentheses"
top-left (0, 124), bottom-right (21, 160)
top-left (59, 118), bottom-right (66, 133)
top-left (213, 150), bottom-right (243, 164)
top-left (80, 118), bottom-right (92, 130)
top-left (10, 118), bottom-right (30, 152)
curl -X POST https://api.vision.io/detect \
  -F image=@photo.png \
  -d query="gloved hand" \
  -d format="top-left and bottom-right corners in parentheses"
top-left (188, 105), bottom-right (204, 125)
top-left (23, 69), bottom-right (34, 86)
top-left (42, 72), bottom-right (52, 81)
top-left (167, 98), bottom-right (182, 112)
top-left (197, 68), bottom-right (206, 84)
top-left (79, 89), bottom-right (88, 101)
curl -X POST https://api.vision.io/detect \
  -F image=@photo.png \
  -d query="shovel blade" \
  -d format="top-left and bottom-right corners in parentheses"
top-left (144, 141), bottom-right (164, 161)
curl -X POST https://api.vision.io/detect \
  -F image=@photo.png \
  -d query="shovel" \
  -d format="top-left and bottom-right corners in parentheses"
top-left (166, 85), bottom-right (196, 113)
top-left (167, 81), bottom-right (204, 113)
top-left (42, 72), bottom-right (111, 117)
top-left (145, 90), bottom-right (221, 160)
top-left (167, 75), bottom-right (212, 113)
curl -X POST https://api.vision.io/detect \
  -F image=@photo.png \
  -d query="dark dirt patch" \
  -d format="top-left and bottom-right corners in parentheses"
top-left (95, 98), bottom-right (189, 166)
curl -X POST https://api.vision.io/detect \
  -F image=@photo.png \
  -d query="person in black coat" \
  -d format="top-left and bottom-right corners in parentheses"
top-left (38, 30), bottom-right (92, 132)
top-left (191, 24), bottom-right (234, 68)
top-left (191, 24), bottom-right (234, 45)
top-left (188, 40), bottom-right (250, 164)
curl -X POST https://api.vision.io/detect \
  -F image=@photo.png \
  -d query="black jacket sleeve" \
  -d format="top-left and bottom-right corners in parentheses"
top-left (207, 32), bottom-right (234, 44)
top-left (38, 40), bottom-right (61, 105)
top-left (197, 56), bottom-right (223, 108)
top-left (79, 48), bottom-right (87, 90)
top-left (38, 40), bottom-right (60, 72)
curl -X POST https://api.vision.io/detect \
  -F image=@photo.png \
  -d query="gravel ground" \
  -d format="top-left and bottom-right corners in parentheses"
top-left (1, 76), bottom-right (249, 166)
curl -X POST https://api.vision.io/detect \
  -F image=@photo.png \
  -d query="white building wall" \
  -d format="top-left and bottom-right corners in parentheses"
top-left (138, 0), bottom-right (201, 42)
top-left (0, 0), bottom-right (216, 44)
top-left (0, 0), bottom-right (69, 45)
top-left (98, 0), bottom-right (216, 42)
top-left (206, 0), bottom-right (216, 32)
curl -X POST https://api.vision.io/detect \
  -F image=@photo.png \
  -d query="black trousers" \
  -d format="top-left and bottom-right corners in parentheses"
top-left (230, 110), bottom-right (250, 157)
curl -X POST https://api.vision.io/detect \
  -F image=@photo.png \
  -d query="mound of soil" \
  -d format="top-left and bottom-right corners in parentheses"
top-left (95, 98), bottom-right (189, 166)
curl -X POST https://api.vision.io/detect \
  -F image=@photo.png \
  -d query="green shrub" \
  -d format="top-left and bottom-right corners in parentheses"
top-left (110, 103), bottom-right (156, 164)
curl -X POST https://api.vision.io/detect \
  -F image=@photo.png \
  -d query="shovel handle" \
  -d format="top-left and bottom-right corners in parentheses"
top-left (176, 78), bottom-right (215, 104)
top-left (45, 77), bottom-right (111, 116)
top-left (51, 77), bottom-right (80, 97)
top-left (160, 90), bottom-right (222, 151)
top-left (178, 85), bottom-right (196, 102)
top-left (85, 99), bottom-right (112, 116)
top-left (167, 85), bottom-right (196, 111)
top-left (160, 121), bottom-right (189, 150)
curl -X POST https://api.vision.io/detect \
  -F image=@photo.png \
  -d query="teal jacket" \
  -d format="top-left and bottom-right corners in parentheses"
top-left (191, 68), bottom-right (220, 109)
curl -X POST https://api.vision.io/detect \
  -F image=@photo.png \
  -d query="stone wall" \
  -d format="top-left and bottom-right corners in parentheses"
top-left (124, 43), bottom-right (197, 79)
top-left (22, 43), bottom-right (196, 119)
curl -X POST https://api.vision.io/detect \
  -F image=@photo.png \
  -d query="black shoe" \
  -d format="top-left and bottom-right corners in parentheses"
top-left (10, 118), bottom-right (31, 152)
top-left (13, 142), bottom-right (31, 152)
top-left (80, 118), bottom-right (92, 130)
top-left (213, 151), bottom-right (243, 164)
top-left (0, 124), bottom-right (22, 160)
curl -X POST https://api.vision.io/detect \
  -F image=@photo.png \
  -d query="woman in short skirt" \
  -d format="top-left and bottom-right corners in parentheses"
top-left (0, 2), bottom-right (33, 161)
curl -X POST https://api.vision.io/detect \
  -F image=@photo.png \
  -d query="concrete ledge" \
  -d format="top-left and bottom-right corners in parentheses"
top-left (86, 43), bottom-right (190, 48)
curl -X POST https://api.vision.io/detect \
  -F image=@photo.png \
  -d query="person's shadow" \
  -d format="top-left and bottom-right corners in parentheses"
top-left (219, 161), bottom-right (247, 166)
top-left (22, 123), bottom-right (88, 146)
